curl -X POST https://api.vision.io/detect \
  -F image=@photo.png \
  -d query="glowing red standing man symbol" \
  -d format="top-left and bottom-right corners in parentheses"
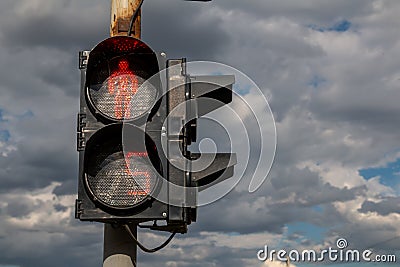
top-left (108, 59), bottom-right (138, 119)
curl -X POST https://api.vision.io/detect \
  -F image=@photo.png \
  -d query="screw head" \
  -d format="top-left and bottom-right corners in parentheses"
top-left (161, 52), bottom-right (167, 58)
top-left (162, 212), bottom-right (167, 218)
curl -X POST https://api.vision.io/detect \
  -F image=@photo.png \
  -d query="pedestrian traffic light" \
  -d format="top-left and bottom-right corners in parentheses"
top-left (76, 36), bottom-right (171, 224)
top-left (76, 36), bottom-right (236, 233)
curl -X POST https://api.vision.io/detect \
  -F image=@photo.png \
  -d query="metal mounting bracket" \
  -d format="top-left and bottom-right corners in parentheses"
top-left (79, 51), bottom-right (90, 70)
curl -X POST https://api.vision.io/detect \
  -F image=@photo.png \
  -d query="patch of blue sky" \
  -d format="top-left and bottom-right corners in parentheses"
top-left (312, 205), bottom-right (324, 213)
top-left (309, 75), bottom-right (327, 88)
top-left (286, 222), bottom-right (326, 243)
top-left (234, 83), bottom-right (252, 96)
top-left (330, 20), bottom-right (352, 32)
top-left (359, 159), bottom-right (400, 189)
top-left (0, 130), bottom-right (10, 142)
top-left (309, 20), bottom-right (352, 33)
top-left (0, 109), bottom-right (6, 122)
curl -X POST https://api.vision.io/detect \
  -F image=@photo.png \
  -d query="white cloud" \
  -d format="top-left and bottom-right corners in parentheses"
top-left (0, 141), bottom-right (17, 157)
top-left (261, 259), bottom-right (296, 267)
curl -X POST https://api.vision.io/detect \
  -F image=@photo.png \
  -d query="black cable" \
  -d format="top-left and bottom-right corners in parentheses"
top-left (128, 0), bottom-right (145, 37)
top-left (124, 225), bottom-right (177, 253)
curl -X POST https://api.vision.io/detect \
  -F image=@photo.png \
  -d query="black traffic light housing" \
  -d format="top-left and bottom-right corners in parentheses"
top-left (77, 37), bottom-right (173, 226)
top-left (76, 36), bottom-right (236, 233)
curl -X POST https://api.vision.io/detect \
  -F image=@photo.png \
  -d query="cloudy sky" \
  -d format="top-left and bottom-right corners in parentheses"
top-left (0, 0), bottom-right (399, 266)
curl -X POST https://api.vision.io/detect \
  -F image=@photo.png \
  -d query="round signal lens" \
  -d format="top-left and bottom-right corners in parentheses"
top-left (84, 124), bottom-right (162, 211)
top-left (88, 59), bottom-right (157, 121)
top-left (86, 151), bottom-right (157, 208)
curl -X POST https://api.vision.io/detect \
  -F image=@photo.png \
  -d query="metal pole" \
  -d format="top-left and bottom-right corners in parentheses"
top-left (103, 224), bottom-right (138, 267)
top-left (104, 1), bottom-right (142, 266)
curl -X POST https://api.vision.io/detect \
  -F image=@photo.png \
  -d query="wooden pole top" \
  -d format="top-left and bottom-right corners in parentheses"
top-left (111, 0), bottom-right (142, 38)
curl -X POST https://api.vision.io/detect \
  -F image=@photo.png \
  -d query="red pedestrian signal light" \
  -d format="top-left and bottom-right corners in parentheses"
top-left (85, 36), bottom-right (160, 122)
